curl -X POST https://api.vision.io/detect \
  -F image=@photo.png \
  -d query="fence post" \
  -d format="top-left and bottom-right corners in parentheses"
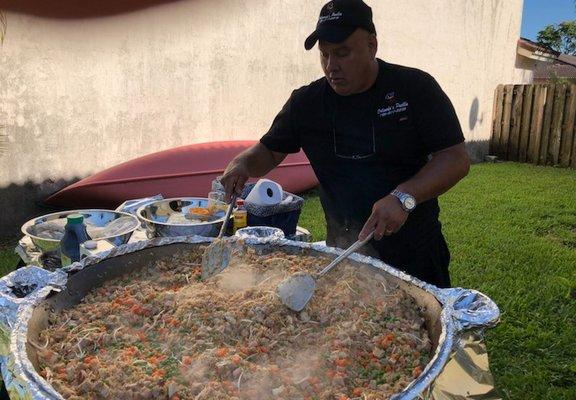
top-left (560, 85), bottom-right (576, 168)
top-left (508, 85), bottom-right (524, 161)
top-left (539, 85), bottom-right (556, 165)
top-left (527, 85), bottom-right (547, 164)
top-left (490, 85), bottom-right (504, 156)
top-left (500, 85), bottom-right (514, 160)
top-left (549, 85), bottom-right (567, 165)
top-left (519, 85), bottom-right (534, 162)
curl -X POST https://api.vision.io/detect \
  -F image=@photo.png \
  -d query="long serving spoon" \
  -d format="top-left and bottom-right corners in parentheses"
top-left (201, 192), bottom-right (238, 280)
top-left (277, 231), bottom-right (375, 312)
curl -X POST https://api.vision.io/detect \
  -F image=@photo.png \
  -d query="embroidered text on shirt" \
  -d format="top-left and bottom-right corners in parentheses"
top-left (377, 101), bottom-right (408, 118)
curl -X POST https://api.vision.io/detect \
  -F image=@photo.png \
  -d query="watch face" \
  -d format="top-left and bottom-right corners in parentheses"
top-left (404, 196), bottom-right (416, 210)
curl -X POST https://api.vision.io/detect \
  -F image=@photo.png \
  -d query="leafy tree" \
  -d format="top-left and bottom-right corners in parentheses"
top-left (537, 21), bottom-right (576, 55)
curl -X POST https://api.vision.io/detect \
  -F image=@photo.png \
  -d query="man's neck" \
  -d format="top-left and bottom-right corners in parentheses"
top-left (351, 59), bottom-right (380, 95)
top-left (365, 58), bottom-right (380, 88)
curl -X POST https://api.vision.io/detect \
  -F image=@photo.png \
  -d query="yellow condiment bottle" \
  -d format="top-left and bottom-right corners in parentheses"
top-left (233, 199), bottom-right (247, 233)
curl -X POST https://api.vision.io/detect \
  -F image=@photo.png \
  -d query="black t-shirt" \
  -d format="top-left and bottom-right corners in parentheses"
top-left (261, 59), bottom-right (464, 252)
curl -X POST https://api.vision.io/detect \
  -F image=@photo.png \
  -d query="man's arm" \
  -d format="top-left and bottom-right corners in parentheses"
top-left (220, 143), bottom-right (287, 200)
top-left (396, 143), bottom-right (470, 203)
top-left (359, 143), bottom-right (470, 240)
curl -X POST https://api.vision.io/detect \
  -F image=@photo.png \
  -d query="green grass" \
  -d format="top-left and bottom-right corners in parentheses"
top-left (0, 245), bottom-right (19, 277)
top-left (442, 163), bottom-right (576, 400)
top-left (299, 190), bottom-right (327, 241)
top-left (1, 162), bottom-right (574, 399)
top-left (299, 162), bottom-right (576, 400)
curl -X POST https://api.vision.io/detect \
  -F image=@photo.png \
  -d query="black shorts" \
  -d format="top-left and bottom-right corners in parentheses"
top-left (372, 230), bottom-right (451, 288)
top-left (326, 221), bottom-right (451, 288)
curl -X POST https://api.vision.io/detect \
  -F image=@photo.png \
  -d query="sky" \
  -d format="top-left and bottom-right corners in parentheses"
top-left (521, 0), bottom-right (575, 41)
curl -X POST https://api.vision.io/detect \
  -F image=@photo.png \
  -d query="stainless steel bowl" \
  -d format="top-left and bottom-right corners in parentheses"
top-left (21, 209), bottom-right (140, 253)
top-left (136, 197), bottom-right (227, 238)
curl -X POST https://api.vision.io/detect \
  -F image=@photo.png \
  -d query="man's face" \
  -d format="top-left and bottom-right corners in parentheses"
top-left (319, 29), bottom-right (378, 96)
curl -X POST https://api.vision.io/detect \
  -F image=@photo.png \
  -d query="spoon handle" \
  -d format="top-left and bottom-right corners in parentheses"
top-left (318, 231), bottom-right (375, 276)
top-left (217, 193), bottom-right (237, 239)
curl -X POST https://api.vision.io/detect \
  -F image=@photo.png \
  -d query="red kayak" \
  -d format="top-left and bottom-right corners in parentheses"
top-left (45, 141), bottom-right (318, 208)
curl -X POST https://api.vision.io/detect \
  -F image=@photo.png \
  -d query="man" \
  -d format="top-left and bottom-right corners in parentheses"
top-left (221, 0), bottom-right (470, 288)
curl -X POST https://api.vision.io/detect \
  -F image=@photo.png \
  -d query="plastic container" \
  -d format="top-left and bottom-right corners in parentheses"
top-left (247, 209), bottom-right (301, 236)
top-left (241, 184), bottom-right (304, 236)
top-left (60, 214), bottom-right (91, 266)
top-left (207, 191), bottom-right (225, 212)
top-left (233, 199), bottom-right (248, 234)
top-left (208, 177), bottom-right (227, 212)
top-left (211, 176), bottom-right (225, 193)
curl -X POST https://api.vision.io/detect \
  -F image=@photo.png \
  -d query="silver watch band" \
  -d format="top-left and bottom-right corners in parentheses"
top-left (391, 189), bottom-right (416, 212)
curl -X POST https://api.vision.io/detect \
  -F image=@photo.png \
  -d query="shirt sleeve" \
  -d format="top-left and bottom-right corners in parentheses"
top-left (412, 73), bottom-right (464, 154)
top-left (260, 92), bottom-right (301, 154)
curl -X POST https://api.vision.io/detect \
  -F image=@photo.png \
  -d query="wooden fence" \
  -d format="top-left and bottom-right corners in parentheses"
top-left (490, 84), bottom-right (576, 168)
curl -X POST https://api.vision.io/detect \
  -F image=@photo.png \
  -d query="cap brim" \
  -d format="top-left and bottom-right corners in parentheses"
top-left (304, 25), bottom-right (357, 50)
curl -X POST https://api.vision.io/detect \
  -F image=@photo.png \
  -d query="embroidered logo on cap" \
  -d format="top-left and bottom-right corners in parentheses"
top-left (319, 11), bottom-right (343, 23)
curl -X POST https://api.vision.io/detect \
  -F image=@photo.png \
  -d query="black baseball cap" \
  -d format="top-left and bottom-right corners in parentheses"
top-left (304, 0), bottom-right (376, 50)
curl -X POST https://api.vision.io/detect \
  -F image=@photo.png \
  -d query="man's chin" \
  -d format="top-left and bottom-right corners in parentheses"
top-left (329, 83), bottom-right (352, 96)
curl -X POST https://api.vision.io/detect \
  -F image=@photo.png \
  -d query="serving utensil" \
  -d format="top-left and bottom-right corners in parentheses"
top-left (201, 193), bottom-right (237, 280)
top-left (277, 231), bottom-right (375, 311)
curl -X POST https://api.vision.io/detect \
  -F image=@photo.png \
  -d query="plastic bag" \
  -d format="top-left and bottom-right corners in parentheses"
top-left (28, 220), bottom-right (66, 240)
top-left (87, 216), bottom-right (138, 239)
top-left (242, 183), bottom-right (303, 218)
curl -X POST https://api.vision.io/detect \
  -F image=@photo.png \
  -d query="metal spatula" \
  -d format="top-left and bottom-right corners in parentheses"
top-left (201, 193), bottom-right (237, 280)
top-left (277, 231), bottom-right (375, 312)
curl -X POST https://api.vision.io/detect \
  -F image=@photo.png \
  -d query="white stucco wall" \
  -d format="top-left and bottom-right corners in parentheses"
top-left (1, 0), bottom-right (527, 188)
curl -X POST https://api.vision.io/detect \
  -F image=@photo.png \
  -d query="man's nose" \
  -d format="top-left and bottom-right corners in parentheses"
top-left (325, 55), bottom-right (340, 72)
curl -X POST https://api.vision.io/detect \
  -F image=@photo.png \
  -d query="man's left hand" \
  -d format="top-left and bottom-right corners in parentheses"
top-left (359, 195), bottom-right (408, 241)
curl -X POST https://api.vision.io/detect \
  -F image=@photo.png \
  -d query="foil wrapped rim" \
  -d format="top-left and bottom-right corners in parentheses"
top-left (0, 235), bottom-right (500, 400)
top-left (235, 226), bottom-right (285, 241)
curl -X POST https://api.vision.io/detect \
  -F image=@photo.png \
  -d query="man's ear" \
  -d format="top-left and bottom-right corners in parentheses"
top-left (368, 33), bottom-right (378, 57)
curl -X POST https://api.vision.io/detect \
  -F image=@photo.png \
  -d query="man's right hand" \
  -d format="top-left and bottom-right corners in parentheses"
top-left (220, 161), bottom-right (249, 202)
top-left (220, 143), bottom-right (288, 203)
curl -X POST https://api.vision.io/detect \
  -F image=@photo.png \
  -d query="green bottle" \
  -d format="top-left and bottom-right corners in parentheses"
top-left (60, 214), bottom-right (90, 266)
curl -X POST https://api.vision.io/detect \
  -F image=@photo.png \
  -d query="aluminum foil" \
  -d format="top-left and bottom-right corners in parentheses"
top-left (429, 331), bottom-right (500, 399)
top-left (235, 226), bottom-right (285, 242)
top-left (0, 267), bottom-right (68, 400)
top-left (115, 194), bottom-right (164, 217)
top-left (0, 235), bottom-right (501, 400)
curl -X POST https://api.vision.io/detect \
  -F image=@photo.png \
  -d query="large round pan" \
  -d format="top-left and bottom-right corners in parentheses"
top-left (0, 235), bottom-right (499, 399)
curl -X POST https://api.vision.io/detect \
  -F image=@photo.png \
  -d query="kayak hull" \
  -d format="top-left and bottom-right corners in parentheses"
top-left (45, 141), bottom-right (318, 208)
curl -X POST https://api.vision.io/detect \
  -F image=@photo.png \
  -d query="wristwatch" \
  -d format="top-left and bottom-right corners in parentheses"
top-left (391, 189), bottom-right (417, 213)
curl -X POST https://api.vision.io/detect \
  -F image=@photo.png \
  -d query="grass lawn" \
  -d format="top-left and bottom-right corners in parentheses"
top-left (0, 242), bottom-right (19, 277)
top-left (1, 162), bottom-right (574, 399)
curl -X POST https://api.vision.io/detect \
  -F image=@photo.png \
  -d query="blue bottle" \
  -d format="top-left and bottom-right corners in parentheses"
top-left (60, 214), bottom-right (91, 266)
